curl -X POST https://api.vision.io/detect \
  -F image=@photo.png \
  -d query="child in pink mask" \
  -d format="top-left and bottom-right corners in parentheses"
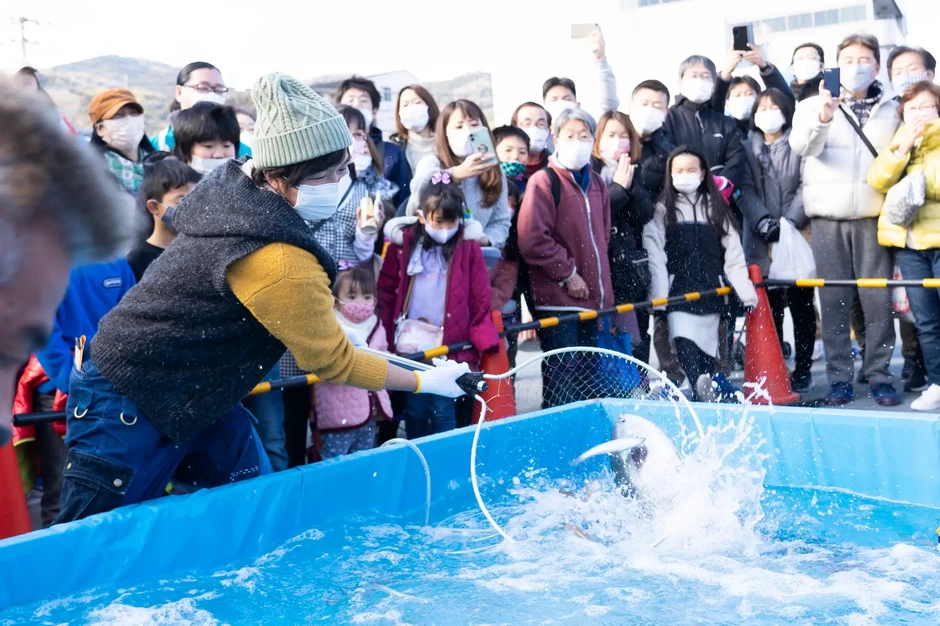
top-left (314, 266), bottom-right (392, 458)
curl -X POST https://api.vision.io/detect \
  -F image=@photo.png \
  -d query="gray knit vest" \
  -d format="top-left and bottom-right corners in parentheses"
top-left (93, 160), bottom-right (337, 442)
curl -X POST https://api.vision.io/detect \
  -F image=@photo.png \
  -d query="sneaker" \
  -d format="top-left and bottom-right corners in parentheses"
top-left (904, 367), bottom-right (929, 393)
top-left (824, 381), bottom-right (854, 406)
top-left (712, 372), bottom-right (743, 403)
top-left (870, 383), bottom-right (901, 407)
top-left (856, 370), bottom-right (869, 385)
top-left (695, 374), bottom-right (715, 402)
top-left (911, 384), bottom-right (940, 412)
top-left (790, 370), bottom-right (813, 393)
top-left (812, 339), bottom-right (825, 361)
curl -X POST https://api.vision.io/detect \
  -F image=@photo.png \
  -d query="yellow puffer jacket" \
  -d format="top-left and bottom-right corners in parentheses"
top-left (868, 120), bottom-right (940, 249)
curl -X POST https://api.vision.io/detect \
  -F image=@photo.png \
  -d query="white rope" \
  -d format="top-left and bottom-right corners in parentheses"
top-left (469, 347), bottom-right (702, 543)
top-left (379, 438), bottom-right (431, 526)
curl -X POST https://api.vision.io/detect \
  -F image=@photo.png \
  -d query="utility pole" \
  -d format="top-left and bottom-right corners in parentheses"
top-left (11, 16), bottom-right (39, 64)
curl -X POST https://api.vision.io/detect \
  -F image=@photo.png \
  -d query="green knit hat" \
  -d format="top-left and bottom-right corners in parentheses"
top-left (251, 72), bottom-right (352, 169)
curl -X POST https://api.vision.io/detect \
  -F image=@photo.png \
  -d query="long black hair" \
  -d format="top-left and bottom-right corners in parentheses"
top-left (415, 179), bottom-right (465, 261)
top-left (171, 62), bottom-right (221, 112)
top-left (658, 146), bottom-right (736, 239)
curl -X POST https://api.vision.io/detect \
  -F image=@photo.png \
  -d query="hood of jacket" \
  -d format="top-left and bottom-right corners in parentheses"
top-left (383, 215), bottom-right (485, 246)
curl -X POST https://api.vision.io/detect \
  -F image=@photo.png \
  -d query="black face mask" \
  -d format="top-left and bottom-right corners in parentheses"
top-left (159, 203), bottom-right (177, 232)
top-left (0, 423), bottom-right (12, 447)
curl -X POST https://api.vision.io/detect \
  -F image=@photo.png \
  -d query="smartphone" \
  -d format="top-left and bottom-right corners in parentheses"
top-left (822, 68), bottom-right (841, 95)
top-left (570, 23), bottom-right (595, 39)
top-left (732, 25), bottom-right (753, 51)
top-left (468, 128), bottom-right (497, 163)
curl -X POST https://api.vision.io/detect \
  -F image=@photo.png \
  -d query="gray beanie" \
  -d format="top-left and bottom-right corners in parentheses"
top-left (251, 72), bottom-right (352, 168)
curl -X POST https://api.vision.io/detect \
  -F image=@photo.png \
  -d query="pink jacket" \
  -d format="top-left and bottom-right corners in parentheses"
top-left (315, 319), bottom-right (392, 431)
top-left (518, 161), bottom-right (614, 312)
top-left (377, 224), bottom-right (500, 367)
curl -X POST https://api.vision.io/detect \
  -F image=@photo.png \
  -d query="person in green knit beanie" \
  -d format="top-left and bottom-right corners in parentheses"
top-left (54, 73), bottom-right (472, 524)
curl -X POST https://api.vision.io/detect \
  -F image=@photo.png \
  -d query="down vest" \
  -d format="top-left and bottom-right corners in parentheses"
top-left (868, 120), bottom-right (940, 250)
top-left (789, 93), bottom-right (899, 220)
top-left (377, 223), bottom-right (500, 367)
top-left (315, 319), bottom-right (392, 431)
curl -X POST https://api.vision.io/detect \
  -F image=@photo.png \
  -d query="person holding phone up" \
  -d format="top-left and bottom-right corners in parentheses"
top-left (405, 99), bottom-right (511, 249)
top-left (789, 33), bottom-right (901, 407)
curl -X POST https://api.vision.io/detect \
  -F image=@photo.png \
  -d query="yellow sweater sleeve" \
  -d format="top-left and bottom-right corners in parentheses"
top-left (867, 129), bottom-right (910, 193)
top-left (225, 243), bottom-right (388, 390)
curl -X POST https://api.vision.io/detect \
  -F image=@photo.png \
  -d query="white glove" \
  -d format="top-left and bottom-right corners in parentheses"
top-left (415, 358), bottom-right (471, 398)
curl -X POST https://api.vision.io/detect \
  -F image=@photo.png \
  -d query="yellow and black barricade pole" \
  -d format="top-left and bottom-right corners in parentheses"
top-left (763, 278), bottom-right (940, 289)
top-left (11, 286), bottom-right (733, 427)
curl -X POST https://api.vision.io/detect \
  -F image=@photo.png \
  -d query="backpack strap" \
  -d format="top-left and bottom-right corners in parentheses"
top-left (546, 167), bottom-right (561, 208)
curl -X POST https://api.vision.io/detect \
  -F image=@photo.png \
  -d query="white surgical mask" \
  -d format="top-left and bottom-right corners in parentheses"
top-left (630, 106), bottom-right (666, 136)
top-left (357, 107), bottom-right (374, 129)
top-left (792, 59), bottom-right (822, 82)
top-left (841, 64), bottom-right (876, 93)
top-left (100, 115), bottom-right (146, 154)
top-left (351, 138), bottom-right (372, 171)
top-left (754, 109), bottom-right (786, 135)
top-left (447, 128), bottom-right (472, 158)
top-left (190, 91), bottom-right (226, 106)
top-left (555, 139), bottom-right (593, 171)
top-left (726, 96), bottom-right (756, 121)
top-left (293, 174), bottom-right (350, 221)
top-left (190, 156), bottom-right (230, 175)
top-left (681, 78), bottom-right (714, 104)
top-left (400, 103), bottom-right (430, 132)
top-left (892, 71), bottom-right (930, 96)
top-left (672, 173), bottom-right (702, 195)
top-left (240, 131), bottom-right (253, 148)
top-left (545, 99), bottom-right (577, 121)
top-left (522, 126), bottom-right (550, 153)
top-left (426, 224), bottom-right (459, 244)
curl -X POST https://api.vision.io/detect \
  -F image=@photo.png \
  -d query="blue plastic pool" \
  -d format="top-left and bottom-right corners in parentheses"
top-left (2, 400), bottom-right (939, 624)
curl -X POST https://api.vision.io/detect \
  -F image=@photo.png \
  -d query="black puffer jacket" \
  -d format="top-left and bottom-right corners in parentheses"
top-left (635, 128), bottom-right (675, 205)
top-left (664, 96), bottom-right (748, 188)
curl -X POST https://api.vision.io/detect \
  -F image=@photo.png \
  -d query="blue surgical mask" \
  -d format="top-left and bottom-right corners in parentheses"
top-left (157, 202), bottom-right (177, 231)
top-left (294, 174), bottom-right (351, 221)
top-left (892, 71), bottom-right (930, 96)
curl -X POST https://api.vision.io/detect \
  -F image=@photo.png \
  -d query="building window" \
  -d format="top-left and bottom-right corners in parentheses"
top-left (788, 13), bottom-right (813, 30)
top-left (841, 5), bottom-right (866, 22)
top-left (382, 87), bottom-right (392, 102)
top-left (638, 0), bottom-right (659, 5)
top-left (814, 9), bottom-right (840, 26)
top-left (762, 17), bottom-right (787, 33)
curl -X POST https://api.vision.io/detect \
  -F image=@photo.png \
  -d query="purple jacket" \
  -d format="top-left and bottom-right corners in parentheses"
top-left (377, 225), bottom-right (500, 367)
top-left (518, 161), bottom-right (614, 312)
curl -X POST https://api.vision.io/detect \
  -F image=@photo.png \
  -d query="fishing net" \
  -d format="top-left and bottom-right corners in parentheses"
top-left (471, 347), bottom-right (703, 542)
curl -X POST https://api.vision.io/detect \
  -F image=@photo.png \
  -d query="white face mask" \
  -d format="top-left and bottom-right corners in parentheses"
top-left (189, 91), bottom-right (226, 106)
top-left (399, 103), bottom-right (430, 132)
top-left (447, 127), bottom-right (473, 158)
top-left (351, 138), bottom-right (373, 170)
top-left (792, 59), bottom-right (822, 82)
top-left (190, 156), bottom-right (230, 175)
top-left (294, 174), bottom-right (350, 221)
top-left (681, 78), bottom-right (714, 104)
top-left (754, 109), bottom-right (786, 135)
top-left (545, 99), bottom-right (577, 121)
top-left (240, 131), bottom-right (253, 148)
top-left (555, 139), bottom-right (593, 171)
top-left (100, 115), bottom-right (146, 154)
top-left (841, 64), bottom-right (876, 93)
top-left (357, 107), bottom-right (374, 129)
top-left (892, 71), bottom-right (930, 96)
top-left (630, 106), bottom-right (666, 136)
top-left (726, 96), bottom-right (756, 121)
top-left (522, 126), bottom-right (550, 153)
top-left (426, 224), bottom-right (459, 244)
top-left (672, 173), bottom-right (702, 195)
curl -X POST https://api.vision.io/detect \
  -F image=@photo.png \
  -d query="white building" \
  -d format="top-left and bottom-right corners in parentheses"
top-left (490, 0), bottom-right (926, 124)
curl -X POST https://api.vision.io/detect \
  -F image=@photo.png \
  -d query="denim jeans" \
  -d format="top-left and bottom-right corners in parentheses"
top-left (242, 363), bottom-right (287, 472)
top-left (896, 248), bottom-right (940, 386)
top-left (54, 359), bottom-right (272, 524)
top-left (404, 393), bottom-right (456, 439)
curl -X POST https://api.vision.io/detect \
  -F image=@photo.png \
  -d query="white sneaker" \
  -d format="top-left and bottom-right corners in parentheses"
top-left (911, 384), bottom-right (940, 412)
top-left (812, 339), bottom-right (825, 361)
top-left (696, 374), bottom-right (716, 402)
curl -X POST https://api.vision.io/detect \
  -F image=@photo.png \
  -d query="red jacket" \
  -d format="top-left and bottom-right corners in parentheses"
top-left (377, 225), bottom-right (499, 367)
top-left (13, 355), bottom-right (67, 446)
top-left (518, 161), bottom-right (614, 312)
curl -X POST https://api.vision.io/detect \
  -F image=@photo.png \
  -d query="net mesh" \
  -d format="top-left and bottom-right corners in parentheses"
top-left (471, 347), bottom-right (702, 542)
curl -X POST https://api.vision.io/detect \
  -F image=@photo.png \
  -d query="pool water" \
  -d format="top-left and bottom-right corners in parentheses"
top-left (5, 413), bottom-right (940, 626)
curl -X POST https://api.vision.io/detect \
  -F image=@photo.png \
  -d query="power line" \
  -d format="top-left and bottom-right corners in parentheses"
top-left (10, 16), bottom-right (39, 64)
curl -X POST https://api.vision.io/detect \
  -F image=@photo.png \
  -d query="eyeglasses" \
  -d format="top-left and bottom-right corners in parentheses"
top-left (183, 83), bottom-right (229, 96)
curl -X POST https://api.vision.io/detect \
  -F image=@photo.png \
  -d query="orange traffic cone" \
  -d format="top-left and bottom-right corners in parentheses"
top-left (0, 442), bottom-right (32, 539)
top-left (472, 310), bottom-right (516, 424)
top-left (744, 264), bottom-right (800, 405)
